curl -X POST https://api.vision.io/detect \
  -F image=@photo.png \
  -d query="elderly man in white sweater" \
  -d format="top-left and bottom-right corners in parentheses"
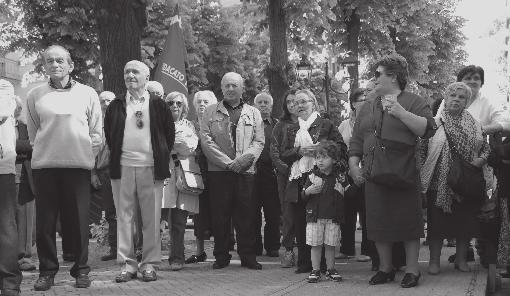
top-left (26, 45), bottom-right (102, 291)
top-left (0, 79), bottom-right (22, 296)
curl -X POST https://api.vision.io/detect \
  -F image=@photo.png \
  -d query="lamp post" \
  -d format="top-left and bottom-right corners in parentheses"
top-left (336, 55), bottom-right (360, 91)
top-left (296, 54), bottom-right (312, 82)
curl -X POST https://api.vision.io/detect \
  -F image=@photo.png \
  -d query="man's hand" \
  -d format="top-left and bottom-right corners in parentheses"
top-left (91, 173), bottom-right (102, 190)
top-left (305, 183), bottom-right (322, 195)
top-left (228, 154), bottom-right (255, 173)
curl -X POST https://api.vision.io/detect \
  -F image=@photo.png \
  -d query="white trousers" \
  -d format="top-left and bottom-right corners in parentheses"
top-left (111, 166), bottom-right (163, 273)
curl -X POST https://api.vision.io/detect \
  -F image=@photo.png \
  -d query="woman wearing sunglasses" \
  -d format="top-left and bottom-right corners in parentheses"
top-left (161, 92), bottom-right (200, 271)
top-left (349, 54), bottom-right (436, 288)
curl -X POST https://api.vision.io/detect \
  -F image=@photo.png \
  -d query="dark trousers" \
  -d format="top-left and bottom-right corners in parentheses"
top-left (208, 171), bottom-right (257, 262)
top-left (167, 208), bottom-right (188, 264)
top-left (94, 168), bottom-right (117, 252)
top-left (340, 184), bottom-right (371, 256)
top-left (290, 198), bottom-right (311, 268)
top-left (33, 168), bottom-right (91, 277)
top-left (0, 174), bottom-right (22, 292)
top-left (254, 167), bottom-right (281, 253)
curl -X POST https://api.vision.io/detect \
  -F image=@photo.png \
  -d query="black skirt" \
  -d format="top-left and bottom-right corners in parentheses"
top-left (427, 191), bottom-right (481, 240)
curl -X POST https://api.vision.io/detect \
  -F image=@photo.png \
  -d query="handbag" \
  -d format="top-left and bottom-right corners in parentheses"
top-left (175, 156), bottom-right (204, 195)
top-left (440, 119), bottom-right (485, 202)
top-left (365, 98), bottom-right (417, 189)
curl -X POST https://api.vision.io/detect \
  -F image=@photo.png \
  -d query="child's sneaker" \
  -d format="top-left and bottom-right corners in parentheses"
top-left (325, 269), bottom-right (343, 282)
top-left (281, 250), bottom-right (295, 268)
top-left (307, 269), bottom-right (321, 283)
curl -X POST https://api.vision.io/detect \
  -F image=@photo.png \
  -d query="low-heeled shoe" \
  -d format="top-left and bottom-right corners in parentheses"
top-left (369, 269), bottom-right (396, 285)
top-left (400, 272), bottom-right (420, 288)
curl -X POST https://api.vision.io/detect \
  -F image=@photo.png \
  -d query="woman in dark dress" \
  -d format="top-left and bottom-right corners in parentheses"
top-left (420, 82), bottom-right (489, 275)
top-left (349, 54), bottom-right (436, 288)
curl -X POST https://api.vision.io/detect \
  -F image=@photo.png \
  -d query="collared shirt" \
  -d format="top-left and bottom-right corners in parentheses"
top-left (224, 100), bottom-right (244, 147)
top-left (48, 77), bottom-right (75, 90)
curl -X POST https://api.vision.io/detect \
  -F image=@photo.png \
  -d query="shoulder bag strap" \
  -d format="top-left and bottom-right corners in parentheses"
top-left (440, 118), bottom-right (458, 155)
top-left (373, 97), bottom-right (384, 139)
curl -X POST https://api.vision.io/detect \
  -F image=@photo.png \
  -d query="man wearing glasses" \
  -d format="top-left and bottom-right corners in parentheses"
top-left (104, 60), bottom-right (174, 283)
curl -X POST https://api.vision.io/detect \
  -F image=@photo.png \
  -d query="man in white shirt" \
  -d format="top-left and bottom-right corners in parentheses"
top-left (104, 60), bottom-right (174, 283)
top-left (0, 79), bottom-right (22, 296)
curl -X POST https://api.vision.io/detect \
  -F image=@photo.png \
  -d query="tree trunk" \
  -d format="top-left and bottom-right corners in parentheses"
top-left (345, 9), bottom-right (360, 90)
top-left (96, 0), bottom-right (147, 94)
top-left (267, 0), bottom-right (289, 118)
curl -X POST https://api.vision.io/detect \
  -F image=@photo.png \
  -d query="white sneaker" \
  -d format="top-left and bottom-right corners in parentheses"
top-left (356, 255), bottom-right (371, 262)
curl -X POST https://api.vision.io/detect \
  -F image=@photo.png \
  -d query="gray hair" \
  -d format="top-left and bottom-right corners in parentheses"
top-left (124, 60), bottom-right (150, 77)
top-left (254, 92), bottom-right (273, 105)
top-left (99, 91), bottom-right (116, 101)
top-left (165, 91), bottom-right (189, 120)
top-left (193, 90), bottom-right (217, 109)
top-left (42, 45), bottom-right (73, 64)
top-left (444, 82), bottom-right (472, 102)
top-left (221, 72), bottom-right (244, 87)
top-left (146, 81), bottom-right (164, 97)
top-left (296, 89), bottom-right (319, 111)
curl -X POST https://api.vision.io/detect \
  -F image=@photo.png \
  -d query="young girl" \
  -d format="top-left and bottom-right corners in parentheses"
top-left (302, 140), bottom-right (348, 283)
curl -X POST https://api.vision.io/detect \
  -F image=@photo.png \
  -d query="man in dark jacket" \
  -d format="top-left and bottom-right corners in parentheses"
top-left (104, 60), bottom-right (174, 283)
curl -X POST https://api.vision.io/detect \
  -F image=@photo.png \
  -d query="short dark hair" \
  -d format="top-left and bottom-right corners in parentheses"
top-left (349, 88), bottom-right (365, 111)
top-left (456, 65), bottom-right (484, 86)
top-left (280, 88), bottom-right (298, 121)
top-left (374, 53), bottom-right (409, 90)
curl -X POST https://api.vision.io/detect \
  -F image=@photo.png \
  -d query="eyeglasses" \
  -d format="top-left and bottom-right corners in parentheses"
top-left (374, 70), bottom-right (393, 79)
top-left (135, 111), bottom-right (144, 129)
top-left (296, 99), bottom-right (312, 106)
top-left (167, 101), bottom-right (183, 107)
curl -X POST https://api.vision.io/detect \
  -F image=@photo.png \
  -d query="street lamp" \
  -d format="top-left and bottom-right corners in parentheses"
top-left (336, 55), bottom-right (360, 91)
top-left (296, 54), bottom-right (312, 81)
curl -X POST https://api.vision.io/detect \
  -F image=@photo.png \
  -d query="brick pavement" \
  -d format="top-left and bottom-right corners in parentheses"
top-left (19, 230), bottom-right (487, 296)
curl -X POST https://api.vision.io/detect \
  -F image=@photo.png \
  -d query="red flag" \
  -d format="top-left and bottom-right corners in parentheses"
top-left (154, 5), bottom-right (188, 98)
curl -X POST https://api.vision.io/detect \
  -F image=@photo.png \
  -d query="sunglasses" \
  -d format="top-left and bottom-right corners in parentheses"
top-left (374, 70), bottom-right (393, 79)
top-left (135, 111), bottom-right (144, 129)
top-left (167, 101), bottom-right (183, 107)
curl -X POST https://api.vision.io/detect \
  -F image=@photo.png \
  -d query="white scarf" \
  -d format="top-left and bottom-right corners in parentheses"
top-left (289, 111), bottom-right (319, 181)
top-left (420, 124), bottom-right (446, 193)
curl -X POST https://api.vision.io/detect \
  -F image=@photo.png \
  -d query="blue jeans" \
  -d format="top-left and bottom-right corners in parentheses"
top-left (0, 174), bottom-right (22, 292)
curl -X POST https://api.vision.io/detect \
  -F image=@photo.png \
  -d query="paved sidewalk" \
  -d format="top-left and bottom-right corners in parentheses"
top-left (19, 230), bottom-right (486, 296)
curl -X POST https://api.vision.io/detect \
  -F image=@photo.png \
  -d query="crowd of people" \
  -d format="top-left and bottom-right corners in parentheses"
top-left (0, 45), bottom-right (509, 296)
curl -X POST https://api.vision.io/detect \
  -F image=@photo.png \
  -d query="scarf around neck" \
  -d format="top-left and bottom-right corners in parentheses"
top-left (289, 111), bottom-right (319, 181)
top-left (425, 109), bottom-right (483, 213)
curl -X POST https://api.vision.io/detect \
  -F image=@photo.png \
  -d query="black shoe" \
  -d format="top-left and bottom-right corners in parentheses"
top-left (34, 275), bottom-right (55, 291)
top-left (400, 272), bottom-right (420, 288)
top-left (295, 264), bottom-right (313, 274)
top-left (62, 253), bottom-right (75, 262)
top-left (369, 270), bottom-right (396, 285)
top-left (101, 252), bottom-right (116, 261)
top-left (185, 252), bottom-right (207, 264)
top-left (241, 259), bottom-right (262, 270)
top-left (212, 260), bottom-right (230, 269)
top-left (75, 274), bottom-right (91, 288)
top-left (266, 250), bottom-right (279, 257)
